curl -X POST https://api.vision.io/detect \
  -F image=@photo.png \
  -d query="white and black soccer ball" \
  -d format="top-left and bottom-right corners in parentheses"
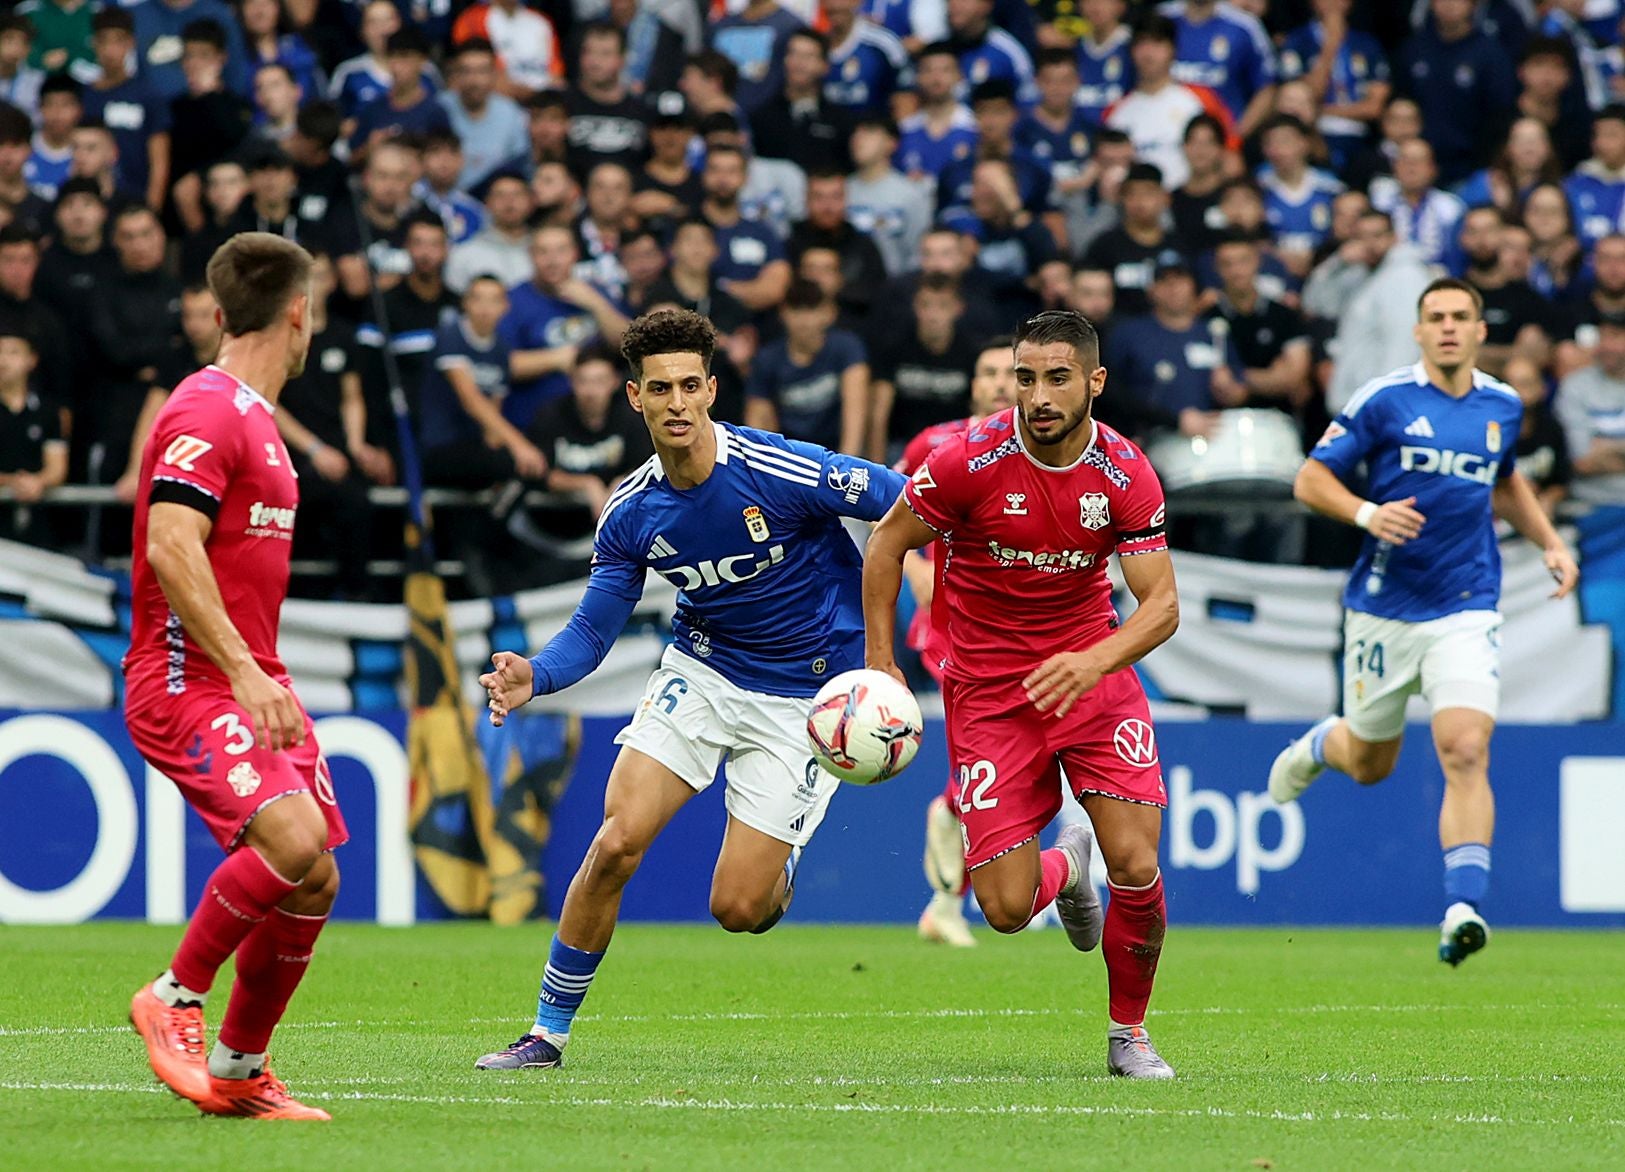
top-left (806, 669), bottom-right (923, 786)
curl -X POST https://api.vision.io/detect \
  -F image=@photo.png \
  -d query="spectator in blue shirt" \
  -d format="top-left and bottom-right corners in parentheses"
top-left (1257, 113), bottom-right (1345, 275)
top-left (438, 37), bottom-right (528, 191)
top-left (420, 273), bottom-right (547, 488)
top-left (1566, 104), bottom-right (1625, 249)
top-left (328, 0), bottom-right (439, 124)
top-left (1076, 0), bottom-right (1134, 126)
top-left (500, 222), bottom-right (630, 428)
top-left (1370, 137), bottom-right (1468, 270)
top-left (416, 129), bottom-right (486, 245)
top-left (82, 8), bottom-right (171, 214)
top-left (699, 142), bottom-right (791, 313)
top-left (895, 42), bottom-right (978, 182)
top-left (1278, 0), bottom-right (1392, 172)
top-left (1162, 0), bottom-right (1277, 137)
top-left (708, 0), bottom-right (807, 116)
top-left (947, 0), bottom-right (1036, 105)
top-left (744, 277), bottom-right (869, 453)
top-left (1395, 0), bottom-right (1518, 184)
top-left (822, 0), bottom-right (912, 117)
top-left (938, 157), bottom-right (1063, 321)
top-left (937, 80), bottom-right (1051, 222)
top-left (238, 0), bottom-right (323, 102)
top-left (133, 0), bottom-right (249, 105)
top-left (26, 75), bottom-right (79, 202)
top-left (348, 26), bottom-right (450, 163)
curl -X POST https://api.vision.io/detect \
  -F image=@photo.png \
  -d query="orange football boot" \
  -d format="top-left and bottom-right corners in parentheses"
top-left (129, 985), bottom-right (211, 1103)
top-left (199, 1068), bottom-right (332, 1121)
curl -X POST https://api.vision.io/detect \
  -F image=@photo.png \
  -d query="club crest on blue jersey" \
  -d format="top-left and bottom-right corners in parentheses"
top-left (1486, 421), bottom-right (1501, 453)
top-left (743, 505), bottom-right (771, 542)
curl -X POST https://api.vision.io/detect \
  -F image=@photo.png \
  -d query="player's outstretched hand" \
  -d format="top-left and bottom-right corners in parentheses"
top-left (480, 651), bottom-right (535, 727)
top-left (1545, 543), bottom-right (1580, 599)
top-left (231, 666), bottom-right (305, 751)
top-left (1369, 497), bottom-right (1425, 545)
top-left (1024, 652), bottom-right (1106, 719)
top-left (867, 658), bottom-right (909, 689)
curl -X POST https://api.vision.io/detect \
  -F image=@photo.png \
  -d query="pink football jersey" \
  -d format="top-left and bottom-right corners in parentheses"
top-left (902, 410), bottom-right (1168, 682)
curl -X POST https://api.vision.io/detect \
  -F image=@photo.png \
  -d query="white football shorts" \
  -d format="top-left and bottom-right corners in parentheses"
top-left (1342, 609), bottom-right (1502, 742)
top-left (615, 646), bottom-right (837, 847)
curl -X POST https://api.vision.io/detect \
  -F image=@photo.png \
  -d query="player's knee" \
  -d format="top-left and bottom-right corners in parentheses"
top-left (585, 822), bottom-right (647, 887)
top-left (1437, 733), bottom-right (1490, 782)
top-left (978, 892), bottom-right (1034, 934)
top-left (290, 857), bottom-right (340, 915)
top-left (1346, 751), bottom-right (1396, 786)
top-left (1105, 858), bottom-right (1159, 889)
top-left (710, 891), bottom-right (768, 933)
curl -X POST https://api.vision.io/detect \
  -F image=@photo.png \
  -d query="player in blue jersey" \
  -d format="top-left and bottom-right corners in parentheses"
top-left (1075, 0), bottom-right (1134, 126)
top-left (471, 308), bottom-right (907, 1070)
top-left (1269, 278), bottom-right (1579, 966)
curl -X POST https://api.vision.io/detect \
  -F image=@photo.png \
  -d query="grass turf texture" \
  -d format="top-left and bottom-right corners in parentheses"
top-left (2, 924), bottom-right (1623, 1170)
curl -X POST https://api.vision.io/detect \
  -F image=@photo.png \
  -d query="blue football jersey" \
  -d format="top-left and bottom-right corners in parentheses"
top-left (895, 106), bottom-right (979, 179)
top-left (1075, 27), bottom-right (1134, 126)
top-left (590, 423), bottom-right (907, 696)
top-left (1258, 165), bottom-right (1343, 255)
top-left (1159, 0), bottom-right (1276, 123)
top-left (1312, 364), bottom-right (1524, 622)
top-left (825, 22), bottom-right (912, 115)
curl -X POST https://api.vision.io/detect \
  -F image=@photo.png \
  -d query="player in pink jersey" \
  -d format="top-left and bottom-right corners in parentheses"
top-left (124, 233), bottom-right (342, 1121)
top-left (865, 310), bottom-right (1182, 1078)
top-left (895, 335), bottom-right (1016, 949)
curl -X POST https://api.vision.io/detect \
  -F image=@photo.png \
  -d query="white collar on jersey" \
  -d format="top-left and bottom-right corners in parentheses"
top-left (651, 420), bottom-right (729, 479)
top-left (205, 364), bottom-right (275, 415)
top-left (1013, 413), bottom-right (1098, 473)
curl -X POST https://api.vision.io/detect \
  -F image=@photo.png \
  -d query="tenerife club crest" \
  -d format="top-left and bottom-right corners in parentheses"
top-left (1079, 492), bottom-right (1111, 530)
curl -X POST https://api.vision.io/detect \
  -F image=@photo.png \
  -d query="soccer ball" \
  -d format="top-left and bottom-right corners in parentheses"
top-left (806, 669), bottom-right (923, 785)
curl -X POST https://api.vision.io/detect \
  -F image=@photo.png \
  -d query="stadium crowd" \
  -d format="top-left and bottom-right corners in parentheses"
top-left (0, 0), bottom-right (1622, 595)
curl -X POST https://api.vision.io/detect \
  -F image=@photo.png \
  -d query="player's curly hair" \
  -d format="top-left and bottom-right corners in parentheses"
top-left (1014, 309), bottom-right (1100, 370)
top-left (620, 307), bottom-right (717, 381)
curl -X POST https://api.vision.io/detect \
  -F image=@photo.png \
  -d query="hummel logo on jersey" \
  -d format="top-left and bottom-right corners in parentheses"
top-left (1004, 492), bottom-right (1028, 515)
top-left (649, 534), bottom-right (678, 559)
top-left (1403, 416), bottom-right (1435, 438)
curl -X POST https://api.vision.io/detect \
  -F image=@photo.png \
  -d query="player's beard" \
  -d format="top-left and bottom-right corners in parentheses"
top-left (1018, 394), bottom-right (1093, 446)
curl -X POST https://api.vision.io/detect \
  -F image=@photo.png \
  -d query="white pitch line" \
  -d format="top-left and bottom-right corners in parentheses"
top-left (3, 1081), bottom-right (1624, 1129)
top-left (4, 1001), bottom-right (1617, 1040)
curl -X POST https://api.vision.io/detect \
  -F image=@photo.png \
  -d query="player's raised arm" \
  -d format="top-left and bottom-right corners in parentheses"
top-left (863, 495), bottom-right (942, 684)
top-left (1492, 468), bottom-right (1579, 598)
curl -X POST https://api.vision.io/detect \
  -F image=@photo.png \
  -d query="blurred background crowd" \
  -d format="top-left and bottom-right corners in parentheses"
top-left (0, 0), bottom-right (1621, 598)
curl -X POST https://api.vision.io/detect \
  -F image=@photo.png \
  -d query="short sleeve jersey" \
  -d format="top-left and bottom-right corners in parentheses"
top-left (904, 411), bottom-right (1168, 682)
top-left (126, 366), bottom-right (297, 695)
top-left (1311, 363), bottom-right (1524, 621)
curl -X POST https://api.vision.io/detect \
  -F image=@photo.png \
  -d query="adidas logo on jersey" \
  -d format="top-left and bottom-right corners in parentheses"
top-left (649, 534), bottom-right (677, 559)
top-left (1403, 416), bottom-right (1436, 438)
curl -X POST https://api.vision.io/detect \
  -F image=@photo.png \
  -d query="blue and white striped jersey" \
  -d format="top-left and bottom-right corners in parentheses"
top-left (1312, 363), bottom-right (1524, 622)
top-left (535, 423), bottom-right (906, 699)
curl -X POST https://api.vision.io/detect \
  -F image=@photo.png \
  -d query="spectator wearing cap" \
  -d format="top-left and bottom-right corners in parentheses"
top-left (0, 329), bottom-right (67, 548)
top-left (745, 277), bottom-right (867, 453)
top-left (946, 0), bottom-right (1035, 105)
top-left (751, 29), bottom-right (855, 174)
top-left (1208, 231), bottom-right (1313, 416)
top-left (699, 142), bottom-right (791, 312)
top-left (238, 0), bottom-right (323, 105)
top-left (1257, 113), bottom-right (1345, 277)
top-left (1081, 162), bottom-right (1191, 317)
top-left (1277, 0), bottom-right (1392, 174)
top-left (820, 0), bottom-right (911, 118)
top-left (0, 104), bottom-right (46, 236)
top-left (502, 223), bottom-right (630, 427)
top-left (26, 75), bottom-right (81, 203)
top-left (1323, 209), bottom-right (1433, 413)
top-left (936, 79), bottom-right (1052, 230)
top-left (1162, 0), bottom-right (1276, 136)
top-left (132, 0), bottom-right (249, 105)
top-left (708, 0), bottom-right (808, 117)
top-left (631, 99), bottom-right (702, 226)
top-left (358, 211), bottom-right (459, 432)
top-left (168, 19), bottom-right (254, 235)
top-left (440, 37), bottom-right (528, 191)
top-left (37, 176), bottom-right (115, 322)
top-left (0, 223), bottom-right (74, 429)
top-left (178, 156), bottom-right (247, 280)
top-left (1105, 16), bottom-right (1236, 192)
top-left (939, 157), bottom-right (1064, 321)
top-left (250, 61), bottom-right (301, 144)
top-left (1555, 309), bottom-right (1625, 506)
top-left (275, 250), bottom-right (392, 600)
top-left (846, 116), bottom-right (932, 277)
top-left (81, 9), bottom-right (171, 214)
top-left (525, 341), bottom-right (653, 526)
top-left (895, 43), bottom-right (976, 183)
top-left (451, 0), bottom-right (564, 100)
top-left (287, 100), bottom-right (347, 222)
top-left (574, 162), bottom-right (638, 301)
top-left (85, 205), bottom-right (183, 487)
top-left (416, 129), bottom-right (486, 245)
top-left (1565, 104), bottom-right (1625, 251)
top-left (329, 0), bottom-right (441, 126)
top-left (447, 169), bottom-right (535, 292)
top-left (0, 14), bottom-right (45, 121)
top-left (788, 168), bottom-right (888, 321)
top-left (17, 0), bottom-right (98, 83)
top-left (349, 27), bottom-right (451, 163)
top-left (1102, 260), bottom-right (1245, 443)
top-left (1370, 138), bottom-right (1467, 270)
top-left (1394, 0), bottom-right (1516, 186)
top-left (565, 22), bottom-right (652, 177)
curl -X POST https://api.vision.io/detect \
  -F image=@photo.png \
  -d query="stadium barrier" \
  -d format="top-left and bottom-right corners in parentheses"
top-left (4, 709), bottom-right (1622, 929)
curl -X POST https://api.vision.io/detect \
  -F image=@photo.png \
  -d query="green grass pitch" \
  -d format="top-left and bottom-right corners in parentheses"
top-left (3, 922), bottom-right (1623, 1170)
